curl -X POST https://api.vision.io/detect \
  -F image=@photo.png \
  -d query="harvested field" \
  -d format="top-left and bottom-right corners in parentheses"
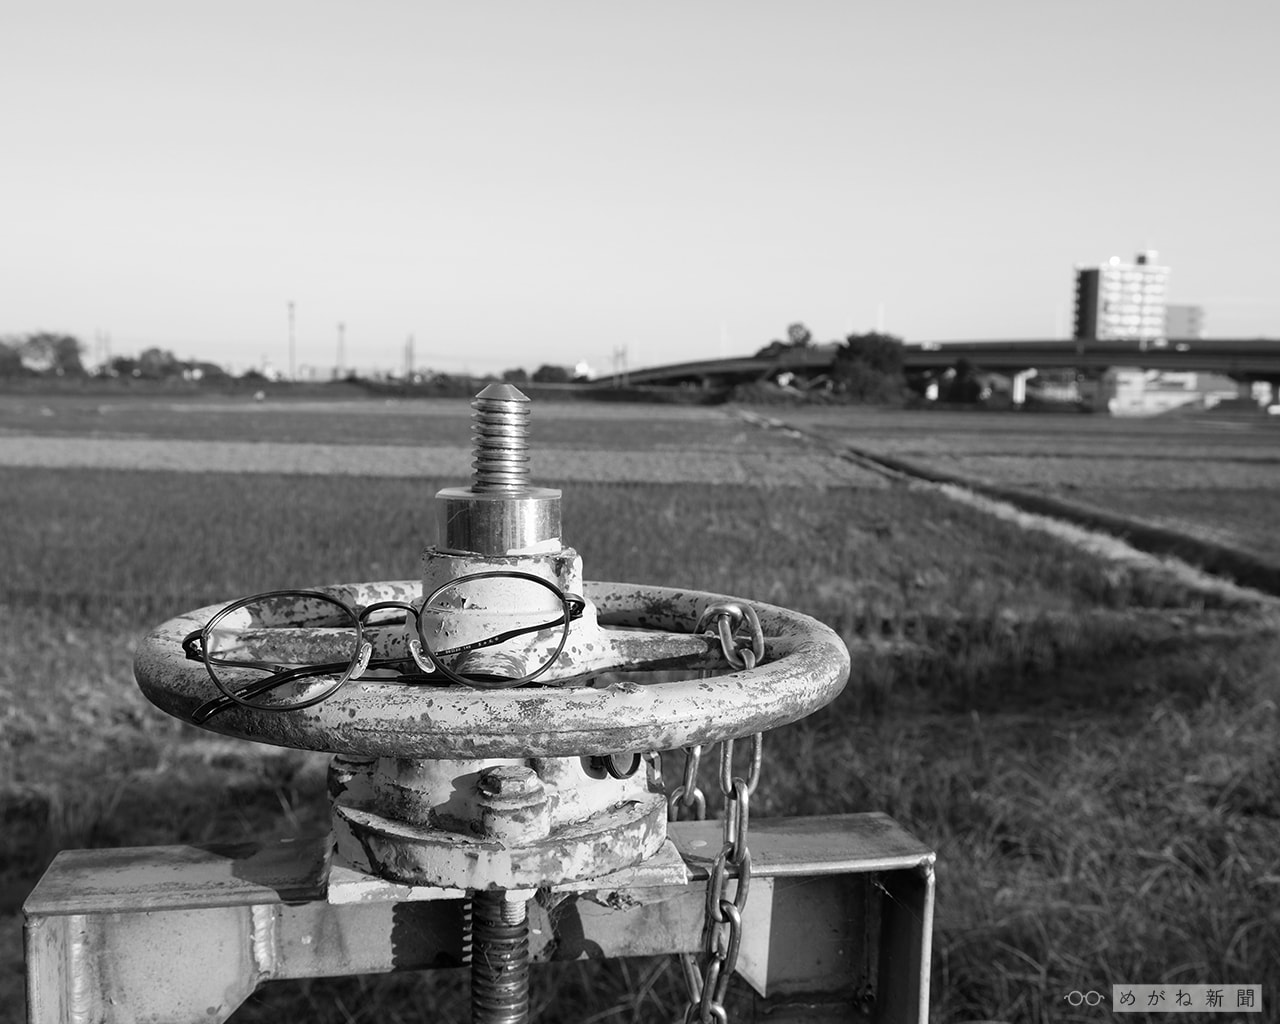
top-left (0, 435), bottom-right (886, 487)
top-left (780, 405), bottom-right (1280, 570)
top-left (0, 394), bottom-right (795, 451)
top-left (1068, 488), bottom-right (1280, 562)
top-left (3, 393), bottom-right (1279, 1024)
top-left (0, 393), bottom-right (885, 487)
top-left (883, 452), bottom-right (1280, 490)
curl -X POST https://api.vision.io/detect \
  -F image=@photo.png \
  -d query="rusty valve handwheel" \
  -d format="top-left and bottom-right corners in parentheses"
top-left (134, 579), bottom-right (850, 759)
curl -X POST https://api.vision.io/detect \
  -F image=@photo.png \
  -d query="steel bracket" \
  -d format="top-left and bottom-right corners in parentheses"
top-left (24, 812), bottom-right (934, 1024)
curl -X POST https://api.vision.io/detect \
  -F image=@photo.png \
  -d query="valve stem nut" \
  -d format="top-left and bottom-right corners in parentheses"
top-left (435, 384), bottom-right (562, 556)
top-left (476, 766), bottom-right (551, 844)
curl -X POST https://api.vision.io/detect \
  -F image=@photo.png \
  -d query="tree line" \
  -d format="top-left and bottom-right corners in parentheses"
top-left (0, 333), bottom-right (235, 381)
top-left (2, 325), bottom-right (942, 405)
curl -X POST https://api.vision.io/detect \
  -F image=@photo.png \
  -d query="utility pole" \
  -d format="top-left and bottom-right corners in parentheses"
top-left (337, 321), bottom-right (345, 379)
top-left (288, 302), bottom-right (296, 380)
top-left (405, 334), bottom-right (414, 378)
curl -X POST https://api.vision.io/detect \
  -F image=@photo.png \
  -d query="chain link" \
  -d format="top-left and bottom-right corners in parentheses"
top-left (667, 743), bottom-right (708, 821)
top-left (719, 735), bottom-right (762, 799)
top-left (675, 603), bottom-right (767, 1024)
top-left (694, 602), bottom-right (765, 672)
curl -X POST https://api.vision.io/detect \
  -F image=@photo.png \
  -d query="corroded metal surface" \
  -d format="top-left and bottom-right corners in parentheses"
top-left (134, 580), bottom-right (850, 758)
top-left (24, 814), bottom-right (933, 1024)
top-left (329, 753), bottom-right (668, 889)
top-left (334, 793), bottom-right (667, 889)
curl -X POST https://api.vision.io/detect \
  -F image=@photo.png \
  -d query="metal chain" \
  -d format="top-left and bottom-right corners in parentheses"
top-left (667, 743), bottom-right (707, 822)
top-left (674, 603), bottom-right (767, 1024)
top-left (694, 602), bottom-right (765, 672)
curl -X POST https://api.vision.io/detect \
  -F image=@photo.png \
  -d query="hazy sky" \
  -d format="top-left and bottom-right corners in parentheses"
top-left (5, 2), bottom-right (1278, 375)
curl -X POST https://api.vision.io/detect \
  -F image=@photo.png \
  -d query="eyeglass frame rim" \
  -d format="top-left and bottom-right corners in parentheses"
top-left (194, 587), bottom-right (371, 714)
top-left (414, 569), bottom-right (576, 689)
top-left (183, 570), bottom-right (582, 714)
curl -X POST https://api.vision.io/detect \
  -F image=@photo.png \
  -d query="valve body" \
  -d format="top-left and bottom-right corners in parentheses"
top-left (329, 385), bottom-right (667, 890)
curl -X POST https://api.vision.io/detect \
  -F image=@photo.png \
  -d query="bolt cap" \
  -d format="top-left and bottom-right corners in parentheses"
top-left (478, 765), bottom-right (539, 797)
top-left (475, 383), bottom-right (530, 403)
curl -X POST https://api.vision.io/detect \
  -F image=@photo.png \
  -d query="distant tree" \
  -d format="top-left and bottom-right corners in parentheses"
top-left (831, 331), bottom-right (906, 402)
top-left (137, 347), bottom-right (180, 379)
top-left (943, 358), bottom-right (984, 403)
top-left (755, 321), bottom-right (814, 359)
top-left (502, 367), bottom-right (530, 384)
top-left (20, 332), bottom-right (84, 375)
top-left (190, 361), bottom-right (229, 380)
top-left (532, 364), bottom-right (572, 384)
top-left (840, 332), bottom-right (903, 375)
top-left (108, 355), bottom-right (140, 377)
top-left (0, 338), bottom-right (26, 377)
top-left (786, 322), bottom-right (813, 347)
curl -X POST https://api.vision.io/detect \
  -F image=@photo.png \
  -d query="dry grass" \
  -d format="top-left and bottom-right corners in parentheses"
top-left (0, 392), bottom-right (782, 450)
top-left (892, 453), bottom-right (1280, 491)
top-left (1065, 488), bottom-right (1280, 565)
top-left (785, 406), bottom-right (1280, 572)
top-left (3, 397), bottom-right (1279, 1023)
top-left (0, 435), bottom-right (886, 487)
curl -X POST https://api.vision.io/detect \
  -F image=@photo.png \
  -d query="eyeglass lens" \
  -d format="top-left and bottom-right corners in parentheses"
top-left (202, 590), bottom-right (362, 711)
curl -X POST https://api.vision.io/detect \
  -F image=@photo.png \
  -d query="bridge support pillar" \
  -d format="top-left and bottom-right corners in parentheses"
top-left (1011, 369), bottom-right (1036, 408)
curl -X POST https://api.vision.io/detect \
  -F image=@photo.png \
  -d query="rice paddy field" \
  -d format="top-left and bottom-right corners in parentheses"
top-left (2, 390), bottom-right (1278, 1023)
top-left (786, 406), bottom-right (1280, 565)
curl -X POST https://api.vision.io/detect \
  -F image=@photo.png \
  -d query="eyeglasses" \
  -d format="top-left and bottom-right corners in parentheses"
top-left (182, 571), bottom-right (586, 723)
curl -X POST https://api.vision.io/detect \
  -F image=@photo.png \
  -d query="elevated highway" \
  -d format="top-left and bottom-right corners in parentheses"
top-left (901, 339), bottom-right (1280, 376)
top-left (589, 346), bottom-right (838, 388)
top-left (588, 339), bottom-right (1280, 389)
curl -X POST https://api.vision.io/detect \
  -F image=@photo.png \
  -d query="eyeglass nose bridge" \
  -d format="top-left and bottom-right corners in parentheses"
top-left (348, 640), bottom-right (374, 681)
top-left (407, 638), bottom-right (435, 674)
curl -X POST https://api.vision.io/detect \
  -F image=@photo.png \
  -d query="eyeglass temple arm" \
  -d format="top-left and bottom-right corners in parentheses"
top-left (190, 646), bottom-right (371, 724)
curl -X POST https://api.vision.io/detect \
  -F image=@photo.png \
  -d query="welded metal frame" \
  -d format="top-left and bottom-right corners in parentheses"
top-left (24, 812), bottom-right (933, 1024)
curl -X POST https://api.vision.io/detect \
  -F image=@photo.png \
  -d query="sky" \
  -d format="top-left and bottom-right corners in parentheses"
top-left (4, 1), bottom-right (1279, 377)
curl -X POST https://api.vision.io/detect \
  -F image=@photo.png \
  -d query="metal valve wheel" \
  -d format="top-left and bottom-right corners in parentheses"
top-left (134, 579), bottom-right (850, 759)
top-left (134, 576), bottom-right (848, 892)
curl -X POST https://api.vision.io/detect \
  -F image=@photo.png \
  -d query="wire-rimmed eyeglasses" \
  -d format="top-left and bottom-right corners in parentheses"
top-left (182, 571), bottom-right (586, 723)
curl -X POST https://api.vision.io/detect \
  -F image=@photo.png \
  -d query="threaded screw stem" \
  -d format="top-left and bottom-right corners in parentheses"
top-left (469, 890), bottom-right (530, 1024)
top-left (471, 383), bottom-right (531, 492)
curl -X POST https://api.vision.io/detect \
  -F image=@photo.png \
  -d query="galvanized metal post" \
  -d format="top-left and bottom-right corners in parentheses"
top-left (24, 814), bottom-right (934, 1024)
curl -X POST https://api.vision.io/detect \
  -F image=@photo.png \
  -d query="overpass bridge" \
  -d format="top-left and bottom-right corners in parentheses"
top-left (587, 339), bottom-right (1280, 389)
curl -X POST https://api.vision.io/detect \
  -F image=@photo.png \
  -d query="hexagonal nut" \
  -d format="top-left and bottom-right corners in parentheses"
top-left (477, 765), bottom-right (542, 803)
top-left (476, 765), bottom-right (551, 844)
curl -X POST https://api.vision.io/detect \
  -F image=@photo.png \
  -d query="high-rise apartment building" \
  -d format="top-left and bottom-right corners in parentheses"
top-left (1073, 250), bottom-right (1169, 343)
